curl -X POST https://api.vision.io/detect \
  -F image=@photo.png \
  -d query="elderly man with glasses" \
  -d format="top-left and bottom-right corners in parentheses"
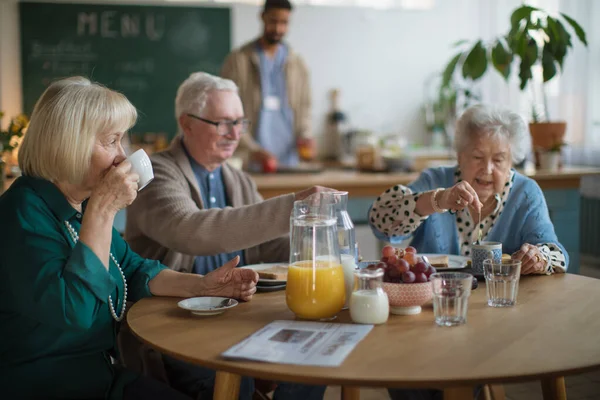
top-left (123, 72), bottom-right (328, 400)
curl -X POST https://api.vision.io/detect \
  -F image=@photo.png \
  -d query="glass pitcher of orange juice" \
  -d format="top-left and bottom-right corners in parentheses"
top-left (286, 198), bottom-right (345, 320)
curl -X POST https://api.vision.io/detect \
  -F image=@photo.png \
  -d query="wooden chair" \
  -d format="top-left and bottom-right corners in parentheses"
top-left (481, 384), bottom-right (506, 400)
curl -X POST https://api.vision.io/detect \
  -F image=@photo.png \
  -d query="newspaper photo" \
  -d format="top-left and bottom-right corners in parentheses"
top-left (221, 320), bottom-right (373, 367)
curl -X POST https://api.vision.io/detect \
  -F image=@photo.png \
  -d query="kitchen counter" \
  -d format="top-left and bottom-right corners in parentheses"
top-left (250, 166), bottom-right (600, 199)
top-left (3, 166), bottom-right (600, 198)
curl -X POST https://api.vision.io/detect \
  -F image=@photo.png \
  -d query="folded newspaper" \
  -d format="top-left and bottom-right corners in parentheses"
top-left (221, 320), bottom-right (373, 367)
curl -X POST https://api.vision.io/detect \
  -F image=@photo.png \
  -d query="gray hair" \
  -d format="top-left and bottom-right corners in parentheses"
top-left (454, 104), bottom-right (530, 164)
top-left (174, 72), bottom-right (238, 131)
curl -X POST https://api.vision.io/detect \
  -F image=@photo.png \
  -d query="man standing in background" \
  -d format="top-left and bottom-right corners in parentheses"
top-left (221, 0), bottom-right (314, 170)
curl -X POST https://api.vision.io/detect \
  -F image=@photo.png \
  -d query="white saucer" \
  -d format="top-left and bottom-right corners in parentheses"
top-left (178, 297), bottom-right (238, 316)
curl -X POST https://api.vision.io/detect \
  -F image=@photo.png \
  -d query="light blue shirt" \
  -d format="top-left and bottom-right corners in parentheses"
top-left (183, 146), bottom-right (246, 275)
top-left (256, 43), bottom-right (298, 167)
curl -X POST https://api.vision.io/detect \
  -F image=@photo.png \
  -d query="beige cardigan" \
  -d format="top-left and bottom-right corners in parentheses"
top-left (125, 136), bottom-right (294, 273)
top-left (221, 39), bottom-right (312, 153)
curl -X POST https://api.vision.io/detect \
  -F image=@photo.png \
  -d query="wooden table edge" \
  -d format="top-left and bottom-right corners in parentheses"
top-left (126, 303), bottom-right (600, 389)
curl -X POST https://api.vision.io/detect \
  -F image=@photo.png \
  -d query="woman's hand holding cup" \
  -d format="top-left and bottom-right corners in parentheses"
top-left (90, 161), bottom-right (139, 215)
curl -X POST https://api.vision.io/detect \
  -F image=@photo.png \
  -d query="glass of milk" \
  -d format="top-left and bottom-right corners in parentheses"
top-left (350, 268), bottom-right (389, 325)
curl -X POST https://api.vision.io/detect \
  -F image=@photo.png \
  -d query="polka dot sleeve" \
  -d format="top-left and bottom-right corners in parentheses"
top-left (369, 185), bottom-right (428, 237)
top-left (537, 243), bottom-right (567, 274)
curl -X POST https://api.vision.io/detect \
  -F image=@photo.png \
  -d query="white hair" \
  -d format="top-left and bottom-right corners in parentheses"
top-left (454, 104), bottom-right (531, 164)
top-left (19, 76), bottom-right (136, 185)
top-left (174, 72), bottom-right (238, 132)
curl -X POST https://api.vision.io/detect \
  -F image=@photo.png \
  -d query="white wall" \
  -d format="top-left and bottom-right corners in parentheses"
top-left (1, 0), bottom-right (598, 148)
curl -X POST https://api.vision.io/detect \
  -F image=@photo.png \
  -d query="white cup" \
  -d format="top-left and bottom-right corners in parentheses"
top-left (127, 149), bottom-right (154, 191)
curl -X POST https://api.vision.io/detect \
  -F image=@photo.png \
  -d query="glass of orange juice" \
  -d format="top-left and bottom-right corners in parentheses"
top-left (287, 198), bottom-right (345, 320)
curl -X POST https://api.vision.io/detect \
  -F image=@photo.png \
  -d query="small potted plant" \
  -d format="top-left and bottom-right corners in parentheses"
top-left (538, 141), bottom-right (566, 171)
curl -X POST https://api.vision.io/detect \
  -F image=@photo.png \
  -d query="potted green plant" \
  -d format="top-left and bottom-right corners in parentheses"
top-left (440, 5), bottom-right (587, 164)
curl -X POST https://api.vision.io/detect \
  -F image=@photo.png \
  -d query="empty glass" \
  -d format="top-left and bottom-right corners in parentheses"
top-left (430, 272), bottom-right (473, 327)
top-left (321, 191), bottom-right (357, 261)
top-left (483, 259), bottom-right (521, 307)
top-left (321, 191), bottom-right (358, 310)
top-left (286, 197), bottom-right (345, 321)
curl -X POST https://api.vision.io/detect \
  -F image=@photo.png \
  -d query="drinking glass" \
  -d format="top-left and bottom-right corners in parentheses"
top-left (430, 272), bottom-right (473, 327)
top-left (286, 197), bottom-right (345, 320)
top-left (350, 268), bottom-right (389, 325)
top-left (321, 191), bottom-right (357, 309)
top-left (483, 259), bottom-right (521, 307)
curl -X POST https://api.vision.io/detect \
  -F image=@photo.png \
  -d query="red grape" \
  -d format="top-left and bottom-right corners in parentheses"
top-left (402, 271), bottom-right (416, 283)
top-left (425, 265), bottom-right (437, 278)
top-left (387, 255), bottom-right (399, 265)
top-left (415, 272), bottom-right (428, 283)
top-left (413, 261), bottom-right (428, 274)
top-left (388, 265), bottom-right (402, 278)
top-left (382, 245), bottom-right (395, 258)
top-left (405, 246), bottom-right (417, 254)
top-left (403, 252), bottom-right (417, 266)
top-left (381, 256), bottom-right (389, 264)
top-left (397, 259), bottom-right (410, 273)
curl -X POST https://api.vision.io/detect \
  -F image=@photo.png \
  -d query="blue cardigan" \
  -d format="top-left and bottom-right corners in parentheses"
top-left (369, 167), bottom-right (569, 270)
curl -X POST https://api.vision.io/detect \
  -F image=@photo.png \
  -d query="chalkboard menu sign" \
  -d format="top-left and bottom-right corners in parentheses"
top-left (20, 2), bottom-right (231, 137)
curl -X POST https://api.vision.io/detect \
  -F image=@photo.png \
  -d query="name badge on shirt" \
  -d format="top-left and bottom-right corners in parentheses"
top-left (264, 96), bottom-right (281, 111)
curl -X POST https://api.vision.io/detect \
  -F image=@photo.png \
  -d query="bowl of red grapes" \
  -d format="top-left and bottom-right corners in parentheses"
top-left (365, 245), bottom-right (434, 315)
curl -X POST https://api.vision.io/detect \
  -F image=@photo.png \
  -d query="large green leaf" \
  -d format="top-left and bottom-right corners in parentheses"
top-left (517, 39), bottom-right (538, 90)
top-left (541, 44), bottom-right (557, 82)
top-left (518, 58), bottom-right (533, 90)
top-left (560, 13), bottom-right (588, 46)
top-left (491, 40), bottom-right (513, 80)
top-left (442, 53), bottom-right (462, 89)
top-left (462, 40), bottom-right (488, 81)
top-left (510, 5), bottom-right (537, 30)
top-left (555, 19), bottom-right (572, 47)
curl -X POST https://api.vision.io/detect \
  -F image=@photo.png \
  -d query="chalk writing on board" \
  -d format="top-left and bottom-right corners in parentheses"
top-left (77, 11), bottom-right (166, 40)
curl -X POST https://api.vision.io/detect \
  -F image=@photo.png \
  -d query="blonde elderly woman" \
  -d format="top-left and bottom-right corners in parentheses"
top-left (370, 104), bottom-right (567, 275)
top-left (0, 77), bottom-right (258, 400)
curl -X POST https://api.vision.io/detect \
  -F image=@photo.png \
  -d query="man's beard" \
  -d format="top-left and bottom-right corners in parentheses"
top-left (264, 34), bottom-right (282, 45)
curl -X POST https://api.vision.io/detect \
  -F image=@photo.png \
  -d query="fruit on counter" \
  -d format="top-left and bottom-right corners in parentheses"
top-left (262, 157), bottom-right (278, 173)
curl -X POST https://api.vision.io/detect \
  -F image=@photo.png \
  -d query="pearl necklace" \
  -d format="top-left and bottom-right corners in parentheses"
top-left (64, 221), bottom-right (127, 321)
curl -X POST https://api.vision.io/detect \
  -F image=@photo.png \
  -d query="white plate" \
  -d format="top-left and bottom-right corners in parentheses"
top-left (421, 254), bottom-right (469, 270)
top-left (178, 297), bottom-right (238, 316)
top-left (240, 263), bottom-right (288, 285)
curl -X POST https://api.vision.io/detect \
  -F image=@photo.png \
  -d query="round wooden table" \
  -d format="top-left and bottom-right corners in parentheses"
top-left (128, 274), bottom-right (600, 400)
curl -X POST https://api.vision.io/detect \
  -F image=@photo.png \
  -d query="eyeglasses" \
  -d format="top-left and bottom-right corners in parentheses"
top-left (186, 113), bottom-right (251, 136)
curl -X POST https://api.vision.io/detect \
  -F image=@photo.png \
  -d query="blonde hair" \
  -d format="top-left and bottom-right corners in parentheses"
top-left (18, 76), bottom-right (137, 185)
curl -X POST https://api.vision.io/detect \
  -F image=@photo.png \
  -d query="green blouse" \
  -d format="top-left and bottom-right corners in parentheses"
top-left (0, 176), bottom-right (167, 399)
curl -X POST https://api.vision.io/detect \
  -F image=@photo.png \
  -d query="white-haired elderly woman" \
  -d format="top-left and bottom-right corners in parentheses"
top-left (372, 105), bottom-right (568, 400)
top-left (0, 77), bottom-right (259, 400)
top-left (370, 104), bottom-right (567, 275)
